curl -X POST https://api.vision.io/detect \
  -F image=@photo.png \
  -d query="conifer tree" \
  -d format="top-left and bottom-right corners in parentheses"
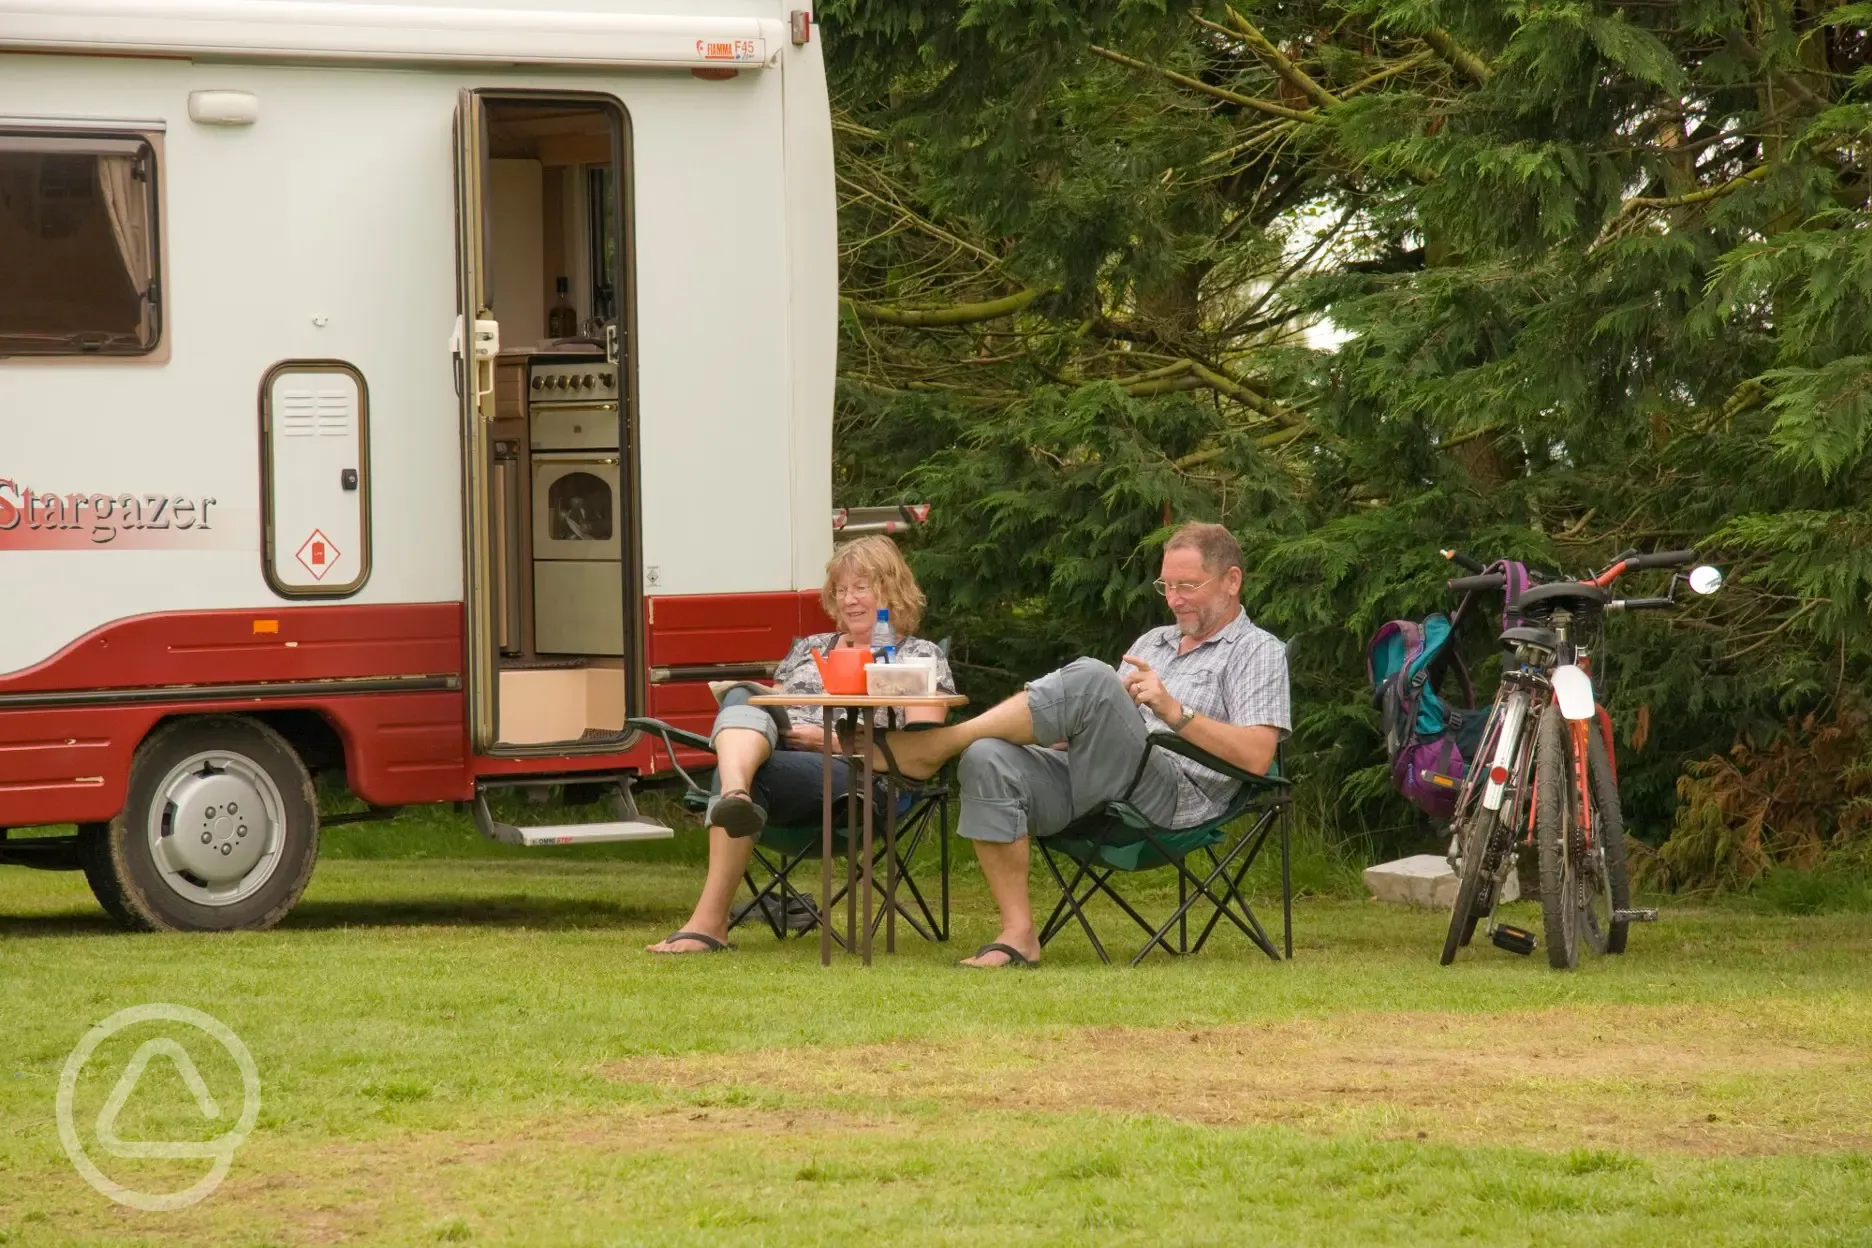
top-left (821, 0), bottom-right (1872, 882)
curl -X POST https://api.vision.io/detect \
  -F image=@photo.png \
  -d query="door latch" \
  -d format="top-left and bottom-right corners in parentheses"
top-left (341, 468), bottom-right (358, 491)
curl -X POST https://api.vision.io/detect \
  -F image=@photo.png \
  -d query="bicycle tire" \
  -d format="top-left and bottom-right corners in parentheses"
top-left (1534, 703), bottom-right (1578, 970)
top-left (1440, 805), bottom-right (1497, 965)
top-left (1578, 718), bottom-right (1631, 956)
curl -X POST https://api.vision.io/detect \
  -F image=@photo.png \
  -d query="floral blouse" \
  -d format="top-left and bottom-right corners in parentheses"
top-left (770, 632), bottom-right (957, 732)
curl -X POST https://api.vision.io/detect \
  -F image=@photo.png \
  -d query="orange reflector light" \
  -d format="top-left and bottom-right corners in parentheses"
top-left (252, 619), bottom-right (279, 634)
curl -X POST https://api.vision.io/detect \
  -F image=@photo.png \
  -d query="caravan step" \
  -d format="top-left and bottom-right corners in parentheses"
top-left (497, 820), bottom-right (673, 848)
top-left (472, 785), bottom-right (672, 848)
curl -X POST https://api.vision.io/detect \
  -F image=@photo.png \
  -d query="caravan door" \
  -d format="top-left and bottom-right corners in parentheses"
top-left (452, 88), bottom-right (499, 752)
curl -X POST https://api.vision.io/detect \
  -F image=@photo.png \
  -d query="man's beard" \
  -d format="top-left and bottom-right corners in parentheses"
top-left (1177, 606), bottom-right (1217, 636)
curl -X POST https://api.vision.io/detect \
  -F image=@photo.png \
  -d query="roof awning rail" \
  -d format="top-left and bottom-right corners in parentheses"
top-left (0, 1), bottom-right (781, 71)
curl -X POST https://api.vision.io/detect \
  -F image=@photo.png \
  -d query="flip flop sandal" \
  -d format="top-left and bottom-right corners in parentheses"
top-left (711, 789), bottom-right (766, 839)
top-left (650, 930), bottom-right (735, 954)
top-left (962, 941), bottom-right (1039, 969)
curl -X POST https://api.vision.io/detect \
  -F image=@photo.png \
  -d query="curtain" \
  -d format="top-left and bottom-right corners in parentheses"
top-left (95, 153), bottom-right (151, 339)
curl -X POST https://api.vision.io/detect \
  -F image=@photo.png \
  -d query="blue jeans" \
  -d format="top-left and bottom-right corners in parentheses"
top-left (704, 684), bottom-right (897, 829)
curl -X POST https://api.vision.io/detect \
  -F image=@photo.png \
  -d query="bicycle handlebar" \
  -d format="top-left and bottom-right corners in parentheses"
top-left (1628, 548), bottom-right (1698, 571)
top-left (1441, 549), bottom-right (1486, 574)
top-left (1443, 543), bottom-right (1704, 601)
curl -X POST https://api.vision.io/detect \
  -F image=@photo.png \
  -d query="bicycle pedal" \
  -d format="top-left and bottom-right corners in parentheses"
top-left (1491, 925), bottom-right (1537, 956)
top-left (1612, 908), bottom-right (1659, 923)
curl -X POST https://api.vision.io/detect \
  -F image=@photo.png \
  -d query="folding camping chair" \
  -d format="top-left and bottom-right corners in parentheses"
top-left (1037, 733), bottom-right (1291, 967)
top-left (624, 716), bottom-right (954, 949)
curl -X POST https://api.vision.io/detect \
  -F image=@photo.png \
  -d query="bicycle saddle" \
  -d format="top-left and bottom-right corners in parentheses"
top-left (1511, 581), bottom-right (1611, 612)
top-left (1499, 625), bottom-right (1560, 653)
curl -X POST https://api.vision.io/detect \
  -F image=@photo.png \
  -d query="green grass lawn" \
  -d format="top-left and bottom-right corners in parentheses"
top-left (2, 797), bottom-right (1869, 1247)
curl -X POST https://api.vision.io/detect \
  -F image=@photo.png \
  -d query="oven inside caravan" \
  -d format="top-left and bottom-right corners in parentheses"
top-left (478, 99), bottom-right (635, 749)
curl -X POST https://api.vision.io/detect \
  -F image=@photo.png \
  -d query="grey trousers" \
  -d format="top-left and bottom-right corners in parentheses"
top-left (956, 657), bottom-right (1182, 844)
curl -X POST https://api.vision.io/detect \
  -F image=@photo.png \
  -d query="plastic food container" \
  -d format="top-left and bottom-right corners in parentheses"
top-left (866, 662), bottom-right (935, 697)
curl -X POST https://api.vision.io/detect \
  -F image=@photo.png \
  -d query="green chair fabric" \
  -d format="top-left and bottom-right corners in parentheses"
top-left (1037, 734), bottom-right (1292, 966)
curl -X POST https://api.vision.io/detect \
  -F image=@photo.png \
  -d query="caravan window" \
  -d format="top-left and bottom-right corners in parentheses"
top-left (0, 132), bottom-right (161, 356)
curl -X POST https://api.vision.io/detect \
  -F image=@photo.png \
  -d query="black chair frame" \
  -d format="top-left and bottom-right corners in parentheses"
top-left (625, 715), bottom-right (953, 948)
top-left (1037, 734), bottom-right (1292, 967)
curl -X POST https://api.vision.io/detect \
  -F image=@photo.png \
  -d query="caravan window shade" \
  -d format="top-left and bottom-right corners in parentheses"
top-left (0, 131), bottom-right (160, 356)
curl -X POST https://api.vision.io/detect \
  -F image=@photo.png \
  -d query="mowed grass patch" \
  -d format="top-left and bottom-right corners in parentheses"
top-left (2, 814), bottom-right (1870, 1246)
top-left (610, 998), bottom-right (1872, 1156)
top-left (6, 1100), bottom-right (1872, 1246)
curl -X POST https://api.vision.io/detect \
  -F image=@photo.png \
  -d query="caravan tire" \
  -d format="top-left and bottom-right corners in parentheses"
top-left (81, 716), bottom-right (320, 932)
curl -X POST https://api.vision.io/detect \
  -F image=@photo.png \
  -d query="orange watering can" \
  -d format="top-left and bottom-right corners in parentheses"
top-left (810, 643), bottom-right (870, 694)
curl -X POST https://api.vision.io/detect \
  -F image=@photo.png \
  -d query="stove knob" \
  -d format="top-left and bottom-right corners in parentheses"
top-left (600, 374), bottom-right (614, 388)
top-left (554, 376), bottom-right (569, 390)
top-left (581, 374), bottom-right (595, 389)
top-left (531, 376), bottom-right (543, 390)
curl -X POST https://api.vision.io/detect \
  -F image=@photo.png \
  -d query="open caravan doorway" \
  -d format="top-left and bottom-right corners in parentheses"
top-left (454, 91), bottom-right (639, 754)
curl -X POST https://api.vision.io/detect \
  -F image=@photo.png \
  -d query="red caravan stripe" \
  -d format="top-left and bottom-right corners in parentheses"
top-left (0, 604), bottom-right (463, 694)
top-left (0, 693), bottom-right (471, 824)
top-left (647, 589), bottom-right (833, 666)
top-left (0, 591), bottom-right (834, 824)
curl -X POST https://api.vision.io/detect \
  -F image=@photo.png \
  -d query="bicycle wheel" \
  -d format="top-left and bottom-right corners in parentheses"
top-left (1576, 717), bottom-right (1631, 956)
top-left (1534, 703), bottom-right (1579, 970)
top-left (1440, 805), bottom-right (1497, 965)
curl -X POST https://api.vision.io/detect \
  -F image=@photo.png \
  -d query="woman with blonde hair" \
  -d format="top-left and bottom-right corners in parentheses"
top-left (647, 535), bottom-right (955, 954)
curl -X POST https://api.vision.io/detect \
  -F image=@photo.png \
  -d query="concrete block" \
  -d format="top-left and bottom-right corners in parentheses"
top-left (1364, 852), bottom-right (1519, 909)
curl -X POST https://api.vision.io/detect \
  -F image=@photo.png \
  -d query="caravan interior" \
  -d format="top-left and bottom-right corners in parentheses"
top-left (478, 97), bottom-right (636, 749)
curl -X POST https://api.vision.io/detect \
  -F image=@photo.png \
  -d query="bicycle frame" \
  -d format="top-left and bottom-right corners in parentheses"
top-left (1436, 543), bottom-right (1715, 963)
top-left (1444, 645), bottom-right (1553, 938)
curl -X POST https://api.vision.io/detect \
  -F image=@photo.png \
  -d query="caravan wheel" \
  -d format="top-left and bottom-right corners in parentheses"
top-left (82, 716), bottom-right (320, 932)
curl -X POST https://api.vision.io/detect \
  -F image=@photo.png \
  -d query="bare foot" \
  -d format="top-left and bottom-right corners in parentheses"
top-left (959, 931), bottom-right (1040, 968)
top-left (872, 726), bottom-right (951, 782)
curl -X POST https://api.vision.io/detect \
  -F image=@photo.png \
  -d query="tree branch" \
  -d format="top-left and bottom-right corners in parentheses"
top-left (1419, 27), bottom-right (1492, 85)
top-left (1187, 361), bottom-right (1308, 428)
top-left (1621, 162), bottom-right (1773, 213)
top-left (1439, 423), bottom-right (1504, 451)
top-left (1088, 44), bottom-right (1319, 123)
top-left (843, 287), bottom-right (1048, 327)
top-left (1171, 420), bottom-right (1312, 469)
top-left (1224, 6), bottom-right (1342, 110)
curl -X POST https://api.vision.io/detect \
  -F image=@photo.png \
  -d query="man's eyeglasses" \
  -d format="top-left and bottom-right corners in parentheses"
top-left (1152, 577), bottom-right (1214, 596)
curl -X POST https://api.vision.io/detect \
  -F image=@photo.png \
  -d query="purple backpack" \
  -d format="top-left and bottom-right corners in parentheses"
top-left (1365, 558), bottom-right (1530, 819)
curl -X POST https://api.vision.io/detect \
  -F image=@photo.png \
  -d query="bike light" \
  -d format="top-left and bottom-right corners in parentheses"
top-left (1552, 665), bottom-right (1595, 720)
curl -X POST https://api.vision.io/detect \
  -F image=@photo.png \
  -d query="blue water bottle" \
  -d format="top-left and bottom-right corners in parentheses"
top-left (872, 607), bottom-right (897, 662)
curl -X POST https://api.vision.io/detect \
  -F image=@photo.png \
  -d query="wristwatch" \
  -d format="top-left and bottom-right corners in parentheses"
top-left (1171, 704), bottom-right (1198, 734)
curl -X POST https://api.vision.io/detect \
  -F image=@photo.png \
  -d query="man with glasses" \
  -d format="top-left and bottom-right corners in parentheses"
top-left (869, 521), bottom-right (1290, 967)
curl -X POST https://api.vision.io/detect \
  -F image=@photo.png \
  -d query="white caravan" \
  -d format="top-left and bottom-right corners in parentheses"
top-left (0, 0), bottom-right (845, 930)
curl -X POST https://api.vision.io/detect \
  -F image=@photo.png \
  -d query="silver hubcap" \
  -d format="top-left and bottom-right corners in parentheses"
top-left (146, 751), bottom-right (286, 907)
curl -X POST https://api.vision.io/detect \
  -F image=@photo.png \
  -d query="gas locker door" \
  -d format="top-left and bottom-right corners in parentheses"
top-left (261, 362), bottom-right (371, 596)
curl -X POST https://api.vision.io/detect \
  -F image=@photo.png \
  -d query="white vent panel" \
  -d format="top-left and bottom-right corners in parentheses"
top-left (265, 368), bottom-right (367, 593)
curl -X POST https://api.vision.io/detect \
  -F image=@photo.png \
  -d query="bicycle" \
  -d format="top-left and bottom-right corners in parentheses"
top-left (1434, 545), bottom-right (1723, 970)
